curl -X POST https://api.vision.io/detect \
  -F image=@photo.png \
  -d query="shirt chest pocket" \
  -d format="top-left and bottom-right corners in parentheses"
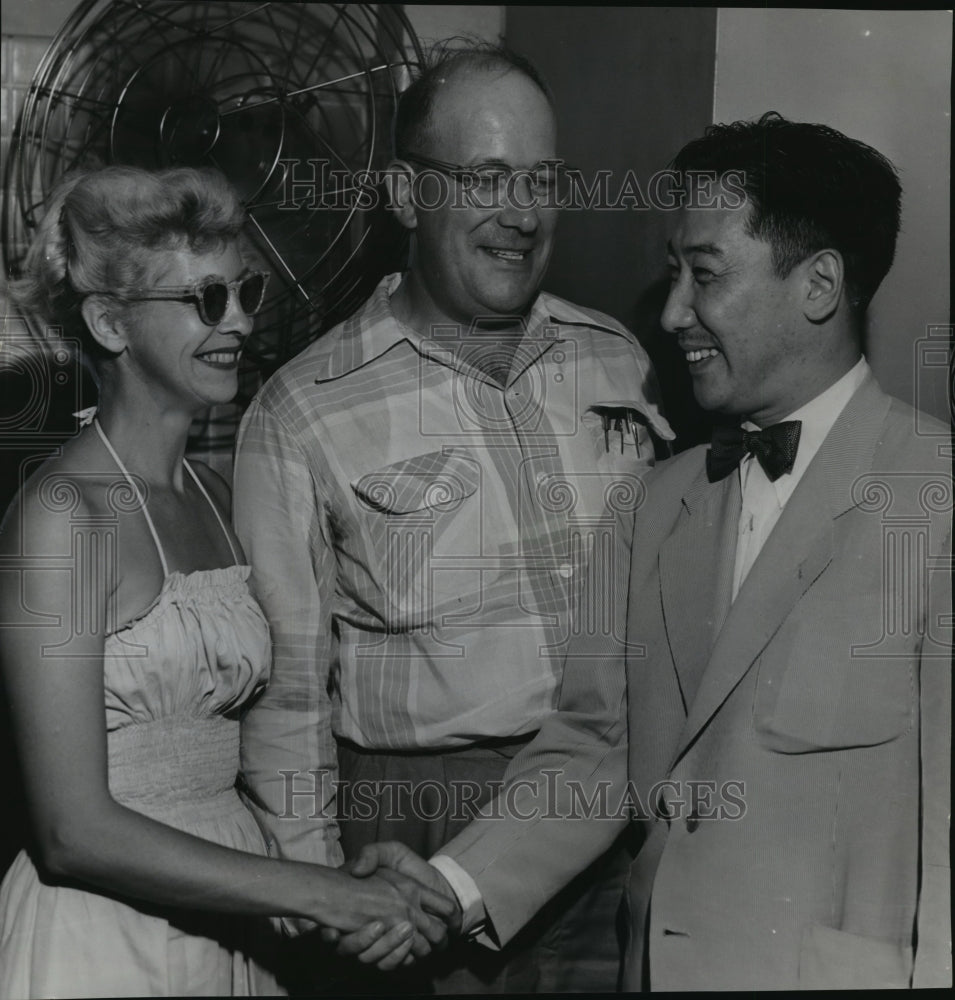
top-left (348, 451), bottom-right (483, 624)
top-left (350, 450), bottom-right (481, 515)
top-left (581, 402), bottom-right (658, 471)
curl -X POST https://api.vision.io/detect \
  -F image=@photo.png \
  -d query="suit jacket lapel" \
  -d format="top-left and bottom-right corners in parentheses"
top-left (659, 471), bottom-right (740, 711)
top-left (670, 373), bottom-right (892, 769)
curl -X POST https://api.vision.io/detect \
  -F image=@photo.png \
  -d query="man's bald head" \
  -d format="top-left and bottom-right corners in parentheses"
top-left (394, 41), bottom-right (553, 160)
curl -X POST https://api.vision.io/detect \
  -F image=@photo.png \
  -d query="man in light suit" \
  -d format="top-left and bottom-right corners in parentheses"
top-left (334, 113), bottom-right (952, 989)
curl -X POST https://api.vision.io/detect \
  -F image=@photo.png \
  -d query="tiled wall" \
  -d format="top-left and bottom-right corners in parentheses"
top-left (1, 34), bottom-right (52, 296)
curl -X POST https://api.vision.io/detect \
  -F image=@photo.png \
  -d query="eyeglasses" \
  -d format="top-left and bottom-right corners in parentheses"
top-left (401, 153), bottom-right (572, 209)
top-left (102, 271), bottom-right (270, 326)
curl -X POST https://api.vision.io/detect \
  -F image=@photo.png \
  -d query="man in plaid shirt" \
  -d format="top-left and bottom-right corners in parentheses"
top-left (234, 42), bottom-right (671, 993)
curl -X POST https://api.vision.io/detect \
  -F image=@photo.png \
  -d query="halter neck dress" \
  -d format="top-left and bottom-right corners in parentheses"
top-left (0, 421), bottom-right (281, 997)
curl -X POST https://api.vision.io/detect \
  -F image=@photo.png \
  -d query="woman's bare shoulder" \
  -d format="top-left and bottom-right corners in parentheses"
top-left (1, 430), bottom-right (128, 554)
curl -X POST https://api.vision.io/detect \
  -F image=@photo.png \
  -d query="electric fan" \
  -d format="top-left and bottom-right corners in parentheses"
top-left (3, 1), bottom-right (423, 449)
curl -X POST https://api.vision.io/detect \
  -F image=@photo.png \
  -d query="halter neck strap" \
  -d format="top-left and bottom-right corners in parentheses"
top-left (183, 460), bottom-right (241, 565)
top-left (94, 418), bottom-right (169, 576)
top-left (93, 418), bottom-right (239, 574)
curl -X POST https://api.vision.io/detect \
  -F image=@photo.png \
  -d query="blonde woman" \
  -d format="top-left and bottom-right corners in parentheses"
top-left (0, 166), bottom-right (449, 998)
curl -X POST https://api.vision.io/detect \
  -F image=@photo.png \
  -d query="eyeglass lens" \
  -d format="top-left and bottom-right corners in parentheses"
top-left (200, 273), bottom-right (266, 323)
top-left (469, 168), bottom-right (567, 209)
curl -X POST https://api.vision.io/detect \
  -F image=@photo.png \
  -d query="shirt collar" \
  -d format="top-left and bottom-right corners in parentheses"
top-left (741, 356), bottom-right (871, 502)
top-left (314, 274), bottom-right (634, 383)
top-left (312, 273), bottom-right (406, 382)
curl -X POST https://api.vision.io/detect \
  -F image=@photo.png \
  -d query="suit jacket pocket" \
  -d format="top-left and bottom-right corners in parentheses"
top-left (350, 450), bottom-right (480, 514)
top-left (799, 922), bottom-right (912, 988)
top-left (752, 617), bottom-right (915, 752)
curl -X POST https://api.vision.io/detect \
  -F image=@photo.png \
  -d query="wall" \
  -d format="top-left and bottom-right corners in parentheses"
top-left (1, 0), bottom-right (77, 34)
top-left (714, 8), bottom-right (951, 422)
top-left (404, 4), bottom-right (502, 48)
top-left (506, 5), bottom-right (719, 444)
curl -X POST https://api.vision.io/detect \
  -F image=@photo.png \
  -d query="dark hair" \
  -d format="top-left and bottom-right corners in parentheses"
top-left (11, 165), bottom-right (248, 357)
top-left (673, 112), bottom-right (902, 315)
top-left (394, 38), bottom-right (553, 159)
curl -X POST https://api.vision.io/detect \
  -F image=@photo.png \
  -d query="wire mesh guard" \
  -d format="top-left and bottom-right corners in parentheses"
top-left (3, 1), bottom-right (422, 449)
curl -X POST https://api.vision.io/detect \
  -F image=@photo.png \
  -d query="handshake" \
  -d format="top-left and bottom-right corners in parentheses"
top-left (322, 841), bottom-right (466, 970)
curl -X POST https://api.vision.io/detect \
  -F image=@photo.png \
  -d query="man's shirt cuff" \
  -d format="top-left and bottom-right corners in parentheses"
top-left (428, 854), bottom-right (486, 935)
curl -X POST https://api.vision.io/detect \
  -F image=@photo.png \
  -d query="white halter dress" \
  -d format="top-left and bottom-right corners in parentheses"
top-left (0, 421), bottom-right (280, 996)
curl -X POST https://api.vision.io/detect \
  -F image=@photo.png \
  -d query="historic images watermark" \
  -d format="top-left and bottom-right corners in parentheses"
top-left (276, 769), bottom-right (747, 824)
top-left (849, 470), bottom-right (952, 659)
top-left (912, 323), bottom-right (954, 436)
top-left (844, 331), bottom-right (954, 659)
top-left (0, 327), bottom-right (82, 447)
top-left (276, 159), bottom-right (747, 213)
top-left (0, 329), bottom-right (150, 654)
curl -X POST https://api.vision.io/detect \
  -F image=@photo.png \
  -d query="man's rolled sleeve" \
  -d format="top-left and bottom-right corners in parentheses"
top-left (234, 398), bottom-right (344, 872)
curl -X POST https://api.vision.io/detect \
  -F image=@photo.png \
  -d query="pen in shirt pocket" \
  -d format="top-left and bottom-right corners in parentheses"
top-left (596, 406), bottom-right (642, 455)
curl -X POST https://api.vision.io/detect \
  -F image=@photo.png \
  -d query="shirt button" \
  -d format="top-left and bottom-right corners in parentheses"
top-left (558, 563), bottom-right (574, 578)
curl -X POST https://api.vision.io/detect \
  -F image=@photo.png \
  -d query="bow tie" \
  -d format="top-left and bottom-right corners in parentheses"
top-left (706, 421), bottom-right (802, 483)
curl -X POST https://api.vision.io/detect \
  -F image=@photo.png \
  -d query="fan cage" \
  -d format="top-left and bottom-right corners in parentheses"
top-left (3, 1), bottom-right (424, 450)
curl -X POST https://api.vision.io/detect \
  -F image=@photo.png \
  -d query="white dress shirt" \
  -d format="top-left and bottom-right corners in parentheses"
top-left (732, 356), bottom-right (870, 598)
top-left (433, 356), bottom-right (872, 932)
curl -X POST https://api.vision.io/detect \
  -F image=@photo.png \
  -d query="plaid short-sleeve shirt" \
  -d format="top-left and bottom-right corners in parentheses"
top-left (234, 273), bottom-right (671, 863)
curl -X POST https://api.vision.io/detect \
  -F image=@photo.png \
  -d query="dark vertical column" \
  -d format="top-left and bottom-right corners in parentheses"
top-left (506, 6), bottom-right (718, 447)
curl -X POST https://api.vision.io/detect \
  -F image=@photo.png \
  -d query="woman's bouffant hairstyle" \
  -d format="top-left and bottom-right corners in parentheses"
top-left (11, 165), bottom-right (248, 357)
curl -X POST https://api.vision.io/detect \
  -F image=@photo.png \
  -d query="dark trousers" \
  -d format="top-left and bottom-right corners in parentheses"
top-left (318, 738), bottom-right (635, 995)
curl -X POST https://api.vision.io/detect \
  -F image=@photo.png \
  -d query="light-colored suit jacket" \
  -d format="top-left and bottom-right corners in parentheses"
top-left (442, 373), bottom-right (952, 989)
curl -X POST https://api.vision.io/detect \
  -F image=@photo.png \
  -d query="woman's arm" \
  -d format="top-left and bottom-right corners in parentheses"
top-left (0, 487), bottom-right (451, 960)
